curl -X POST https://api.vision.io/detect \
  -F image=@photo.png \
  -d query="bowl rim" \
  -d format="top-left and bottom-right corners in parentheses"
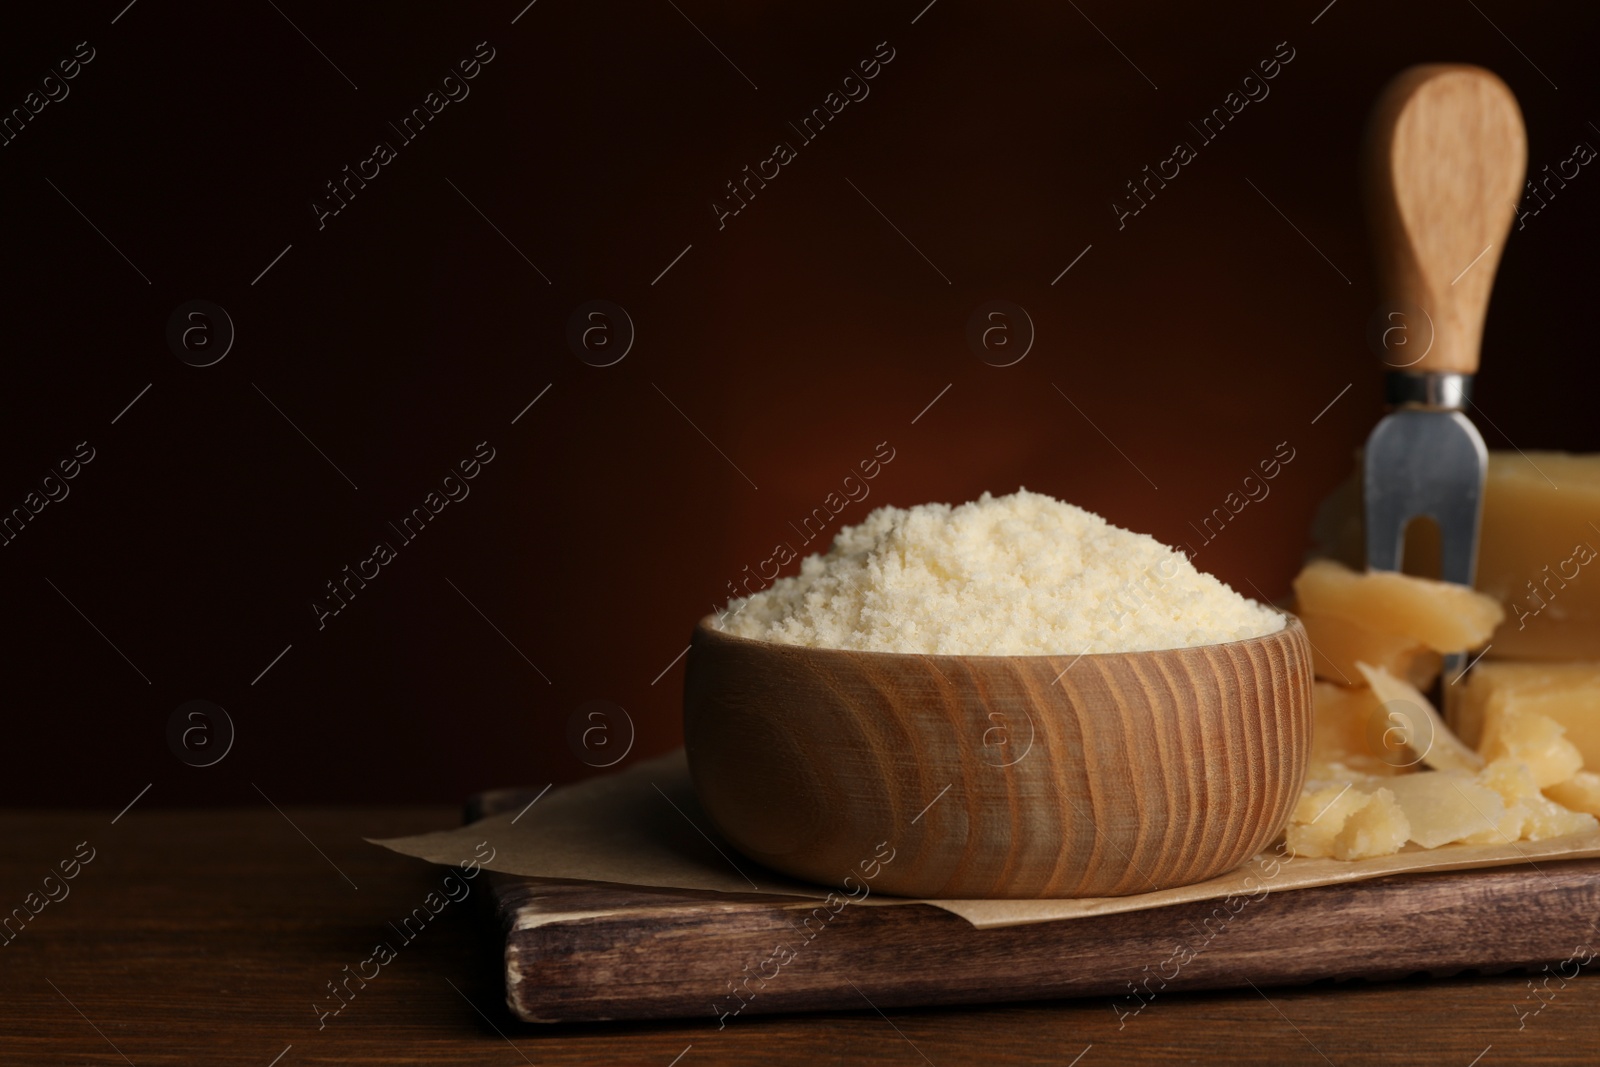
top-left (691, 610), bottom-right (1305, 664)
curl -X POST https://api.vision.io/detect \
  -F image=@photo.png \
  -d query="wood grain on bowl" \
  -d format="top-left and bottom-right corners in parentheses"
top-left (684, 616), bottom-right (1313, 899)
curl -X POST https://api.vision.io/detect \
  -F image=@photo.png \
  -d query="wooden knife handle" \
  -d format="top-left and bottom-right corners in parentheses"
top-left (1363, 64), bottom-right (1526, 376)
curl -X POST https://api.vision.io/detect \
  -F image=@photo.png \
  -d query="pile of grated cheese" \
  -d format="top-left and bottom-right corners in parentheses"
top-left (719, 489), bottom-right (1284, 655)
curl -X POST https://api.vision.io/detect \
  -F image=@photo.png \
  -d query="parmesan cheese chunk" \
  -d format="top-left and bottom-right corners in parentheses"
top-left (1453, 661), bottom-right (1600, 759)
top-left (1295, 558), bottom-right (1504, 653)
top-left (1297, 609), bottom-right (1442, 689)
top-left (1309, 681), bottom-right (1406, 776)
top-left (1382, 772), bottom-right (1514, 848)
top-left (1478, 453), bottom-right (1600, 659)
top-left (1356, 662), bottom-right (1484, 774)
top-left (1287, 781), bottom-right (1410, 860)
top-left (1290, 674), bottom-right (1597, 860)
top-left (1309, 451), bottom-right (1600, 660)
top-left (1546, 771), bottom-right (1600, 817)
top-left (1480, 708), bottom-right (1584, 789)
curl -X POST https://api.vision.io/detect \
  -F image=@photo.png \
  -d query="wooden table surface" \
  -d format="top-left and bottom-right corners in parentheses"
top-left (4, 806), bottom-right (1597, 1066)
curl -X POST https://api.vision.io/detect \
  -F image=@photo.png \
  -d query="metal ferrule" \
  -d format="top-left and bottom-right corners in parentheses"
top-left (1384, 372), bottom-right (1473, 410)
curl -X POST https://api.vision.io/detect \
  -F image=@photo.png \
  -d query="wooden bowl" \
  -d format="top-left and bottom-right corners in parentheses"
top-left (683, 615), bottom-right (1312, 899)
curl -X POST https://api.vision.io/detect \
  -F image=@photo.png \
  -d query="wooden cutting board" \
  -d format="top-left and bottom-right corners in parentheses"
top-left (467, 787), bottom-right (1600, 1025)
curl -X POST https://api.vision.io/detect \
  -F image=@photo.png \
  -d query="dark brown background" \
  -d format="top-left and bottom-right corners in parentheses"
top-left (2, 0), bottom-right (1596, 807)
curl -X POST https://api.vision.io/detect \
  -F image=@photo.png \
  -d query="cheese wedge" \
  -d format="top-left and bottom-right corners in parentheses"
top-left (1310, 451), bottom-right (1600, 660)
top-left (1287, 781), bottom-right (1410, 860)
top-left (1357, 662), bottom-right (1484, 774)
top-left (1479, 708), bottom-right (1584, 789)
top-left (1383, 771), bottom-right (1517, 848)
top-left (1293, 560), bottom-right (1502, 687)
top-left (1310, 681), bottom-right (1402, 776)
top-left (1285, 761), bottom-right (1597, 859)
top-left (1294, 558), bottom-right (1505, 650)
top-left (1452, 660), bottom-right (1600, 760)
top-left (1298, 610), bottom-right (1442, 689)
top-left (1479, 453), bottom-right (1600, 659)
top-left (1546, 771), bottom-right (1600, 817)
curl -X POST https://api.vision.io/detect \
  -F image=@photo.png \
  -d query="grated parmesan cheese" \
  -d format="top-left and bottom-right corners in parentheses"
top-left (719, 489), bottom-right (1284, 655)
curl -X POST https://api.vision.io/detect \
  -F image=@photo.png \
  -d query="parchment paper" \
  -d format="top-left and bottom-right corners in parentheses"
top-left (370, 749), bottom-right (1600, 930)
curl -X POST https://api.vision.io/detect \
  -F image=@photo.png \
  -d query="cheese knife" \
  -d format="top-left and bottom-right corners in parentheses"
top-left (1362, 64), bottom-right (1526, 679)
